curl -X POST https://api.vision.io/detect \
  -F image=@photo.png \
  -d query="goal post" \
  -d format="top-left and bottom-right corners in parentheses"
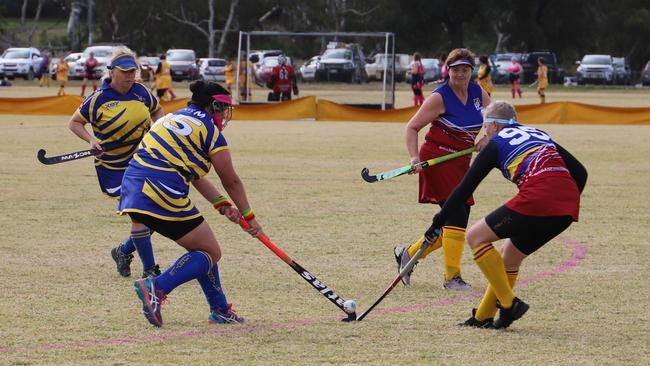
top-left (235, 30), bottom-right (396, 110)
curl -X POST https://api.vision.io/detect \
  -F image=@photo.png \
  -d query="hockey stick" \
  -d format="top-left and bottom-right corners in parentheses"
top-left (238, 218), bottom-right (357, 321)
top-left (355, 230), bottom-right (439, 321)
top-left (37, 140), bottom-right (138, 165)
top-left (361, 147), bottom-right (475, 183)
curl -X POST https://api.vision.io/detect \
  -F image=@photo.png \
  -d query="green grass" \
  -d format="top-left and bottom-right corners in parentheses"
top-left (0, 111), bottom-right (648, 365)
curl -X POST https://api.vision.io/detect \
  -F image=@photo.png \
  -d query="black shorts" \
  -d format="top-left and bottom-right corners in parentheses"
top-left (128, 212), bottom-right (204, 241)
top-left (485, 205), bottom-right (573, 255)
top-left (509, 73), bottom-right (519, 83)
top-left (156, 89), bottom-right (167, 98)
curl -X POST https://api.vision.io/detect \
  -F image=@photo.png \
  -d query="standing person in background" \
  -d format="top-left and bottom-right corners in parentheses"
top-left (424, 101), bottom-right (587, 329)
top-left (224, 59), bottom-right (235, 93)
top-left (120, 81), bottom-right (263, 327)
top-left (268, 55), bottom-right (298, 101)
top-left (56, 54), bottom-right (69, 96)
top-left (81, 52), bottom-right (99, 96)
top-left (239, 56), bottom-right (254, 101)
top-left (508, 56), bottom-right (523, 99)
top-left (435, 53), bottom-right (449, 84)
top-left (155, 54), bottom-right (173, 101)
top-left (536, 57), bottom-right (548, 104)
top-left (68, 47), bottom-right (165, 279)
top-left (410, 52), bottom-right (425, 106)
top-left (37, 52), bottom-right (51, 87)
top-left (477, 55), bottom-right (494, 96)
top-left (394, 48), bottom-right (491, 289)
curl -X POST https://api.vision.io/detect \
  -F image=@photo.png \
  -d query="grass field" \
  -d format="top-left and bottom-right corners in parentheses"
top-left (0, 88), bottom-right (649, 365)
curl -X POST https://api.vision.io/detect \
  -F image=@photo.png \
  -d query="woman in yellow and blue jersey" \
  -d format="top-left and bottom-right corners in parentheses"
top-left (536, 57), bottom-right (549, 104)
top-left (68, 47), bottom-right (165, 279)
top-left (120, 81), bottom-right (263, 327)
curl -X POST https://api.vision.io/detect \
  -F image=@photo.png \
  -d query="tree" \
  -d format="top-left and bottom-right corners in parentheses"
top-left (67, 0), bottom-right (82, 50)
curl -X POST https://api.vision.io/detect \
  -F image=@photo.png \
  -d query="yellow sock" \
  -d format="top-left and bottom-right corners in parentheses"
top-left (406, 234), bottom-right (441, 259)
top-left (442, 226), bottom-right (465, 280)
top-left (475, 270), bottom-right (518, 321)
top-left (472, 243), bottom-right (514, 308)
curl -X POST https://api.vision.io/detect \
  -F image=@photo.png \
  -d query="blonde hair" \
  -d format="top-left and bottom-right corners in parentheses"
top-left (484, 101), bottom-right (517, 120)
top-left (445, 48), bottom-right (476, 68)
top-left (104, 46), bottom-right (137, 80)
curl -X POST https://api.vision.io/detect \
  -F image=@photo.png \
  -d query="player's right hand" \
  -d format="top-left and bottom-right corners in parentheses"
top-left (245, 218), bottom-right (263, 238)
top-left (409, 157), bottom-right (422, 174)
top-left (90, 140), bottom-right (104, 156)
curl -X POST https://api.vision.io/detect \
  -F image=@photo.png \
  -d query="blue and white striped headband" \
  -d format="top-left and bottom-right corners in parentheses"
top-left (484, 117), bottom-right (517, 125)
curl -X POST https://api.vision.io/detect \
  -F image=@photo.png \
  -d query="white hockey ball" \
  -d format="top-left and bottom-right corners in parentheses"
top-left (343, 300), bottom-right (357, 314)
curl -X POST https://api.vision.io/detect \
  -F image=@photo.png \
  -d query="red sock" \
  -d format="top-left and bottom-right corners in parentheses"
top-left (511, 88), bottom-right (515, 98)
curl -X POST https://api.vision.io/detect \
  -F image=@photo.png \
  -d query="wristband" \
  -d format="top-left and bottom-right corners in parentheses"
top-left (211, 196), bottom-right (232, 214)
top-left (241, 207), bottom-right (255, 221)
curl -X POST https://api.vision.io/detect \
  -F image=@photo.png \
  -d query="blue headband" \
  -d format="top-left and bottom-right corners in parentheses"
top-left (108, 54), bottom-right (137, 71)
top-left (484, 117), bottom-right (517, 125)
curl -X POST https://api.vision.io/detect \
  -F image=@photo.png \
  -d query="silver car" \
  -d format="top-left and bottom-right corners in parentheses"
top-left (198, 58), bottom-right (226, 82)
top-left (299, 56), bottom-right (319, 82)
top-left (576, 54), bottom-right (615, 85)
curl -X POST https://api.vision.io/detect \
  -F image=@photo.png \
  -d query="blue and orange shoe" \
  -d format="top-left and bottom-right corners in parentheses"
top-left (134, 277), bottom-right (166, 327)
top-left (208, 303), bottom-right (245, 324)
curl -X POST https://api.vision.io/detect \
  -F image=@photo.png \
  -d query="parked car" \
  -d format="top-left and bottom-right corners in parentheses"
top-left (254, 55), bottom-right (294, 86)
top-left (249, 50), bottom-right (282, 66)
top-left (519, 51), bottom-right (564, 84)
top-left (0, 47), bottom-right (42, 80)
top-left (74, 44), bottom-right (122, 79)
top-left (405, 58), bottom-right (440, 83)
top-left (612, 57), bottom-right (632, 85)
top-left (165, 49), bottom-right (198, 81)
top-left (365, 53), bottom-right (411, 82)
top-left (50, 52), bottom-right (83, 80)
top-left (299, 56), bottom-right (319, 82)
top-left (642, 61), bottom-right (650, 86)
top-left (576, 54), bottom-right (615, 85)
top-left (198, 57), bottom-right (227, 82)
top-left (315, 42), bottom-right (367, 83)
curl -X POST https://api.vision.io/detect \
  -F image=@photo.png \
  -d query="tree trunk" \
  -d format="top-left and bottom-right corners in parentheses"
top-left (208, 0), bottom-right (215, 57)
top-left (88, 0), bottom-right (95, 45)
top-left (27, 0), bottom-right (44, 44)
top-left (21, 0), bottom-right (28, 28)
top-left (217, 0), bottom-right (239, 57)
top-left (67, 0), bottom-right (82, 51)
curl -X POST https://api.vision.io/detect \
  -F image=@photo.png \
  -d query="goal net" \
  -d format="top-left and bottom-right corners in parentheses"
top-left (235, 31), bottom-right (397, 110)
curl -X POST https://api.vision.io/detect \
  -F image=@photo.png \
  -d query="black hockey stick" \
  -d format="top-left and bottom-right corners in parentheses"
top-left (355, 230), bottom-right (439, 321)
top-left (361, 147), bottom-right (476, 183)
top-left (37, 140), bottom-right (138, 165)
top-left (238, 218), bottom-right (357, 321)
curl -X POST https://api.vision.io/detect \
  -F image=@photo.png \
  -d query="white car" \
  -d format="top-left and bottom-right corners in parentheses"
top-left (0, 47), bottom-right (43, 80)
top-left (299, 56), bottom-right (319, 82)
top-left (74, 44), bottom-right (122, 79)
top-left (365, 53), bottom-right (411, 82)
top-left (198, 58), bottom-right (226, 81)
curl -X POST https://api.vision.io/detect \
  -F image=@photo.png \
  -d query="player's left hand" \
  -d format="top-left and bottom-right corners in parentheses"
top-left (475, 135), bottom-right (490, 152)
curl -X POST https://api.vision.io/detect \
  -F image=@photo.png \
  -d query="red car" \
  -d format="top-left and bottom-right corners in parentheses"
top-left (254, 56), bottom-right (293, 87)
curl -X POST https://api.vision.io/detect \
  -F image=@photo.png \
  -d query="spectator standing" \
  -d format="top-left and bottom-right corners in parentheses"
top-left (508, 56), bottom-right (523, 98)
top-left (536, 57), bottom-right (548, 104)
top-left (410, 52), bottom-right (425, 106)
top-left (81, 52), bottom-right (99, 96)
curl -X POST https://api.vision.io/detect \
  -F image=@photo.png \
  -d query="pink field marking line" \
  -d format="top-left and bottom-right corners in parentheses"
top-left (0, 234), bottom-right (586, 355)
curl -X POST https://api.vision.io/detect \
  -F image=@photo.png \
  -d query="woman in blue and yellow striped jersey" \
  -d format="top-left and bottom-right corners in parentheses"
top-left (68, 47), bottom-right (165, 279)
top-left (119, 80), bottom-right (263, 327)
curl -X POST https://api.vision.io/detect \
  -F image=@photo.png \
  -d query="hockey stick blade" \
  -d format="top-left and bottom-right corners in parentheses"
top-left (360, 167), bottom-right (378, 183)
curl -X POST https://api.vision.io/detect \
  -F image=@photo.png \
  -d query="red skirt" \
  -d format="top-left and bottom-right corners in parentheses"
top-left (506, 173), bottom-right (580, 221)
top-left (418, 142), bottom-right (474, 205)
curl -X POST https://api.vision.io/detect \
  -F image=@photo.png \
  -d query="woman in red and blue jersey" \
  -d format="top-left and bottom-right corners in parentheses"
top-left (69, 48), bottom-right (165, 279)
top-left (394, 48), bottom-right (491, 290)
top-left (425, 101), bottom-right (587, 329)
top-left (119, 80), bottom-right (263, 327)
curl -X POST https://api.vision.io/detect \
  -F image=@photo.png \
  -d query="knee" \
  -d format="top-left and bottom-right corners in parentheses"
top-left (209, 247), bottom-right (222, 263)
top-left (465, 225), bottom-right (481, 249)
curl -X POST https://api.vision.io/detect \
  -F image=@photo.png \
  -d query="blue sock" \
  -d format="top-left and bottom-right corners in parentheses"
top-left (197, 263), bottom-right (229, 313)
top-left (119, 237), bottom-right (136, 255)
top-left (130, 228), bottom-right (156, 271)
top-left (156, 251), bottom-right (211, 295)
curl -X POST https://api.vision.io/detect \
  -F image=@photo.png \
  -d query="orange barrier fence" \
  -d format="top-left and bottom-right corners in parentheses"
top-left (0, 96), bottom-right (649, 124)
